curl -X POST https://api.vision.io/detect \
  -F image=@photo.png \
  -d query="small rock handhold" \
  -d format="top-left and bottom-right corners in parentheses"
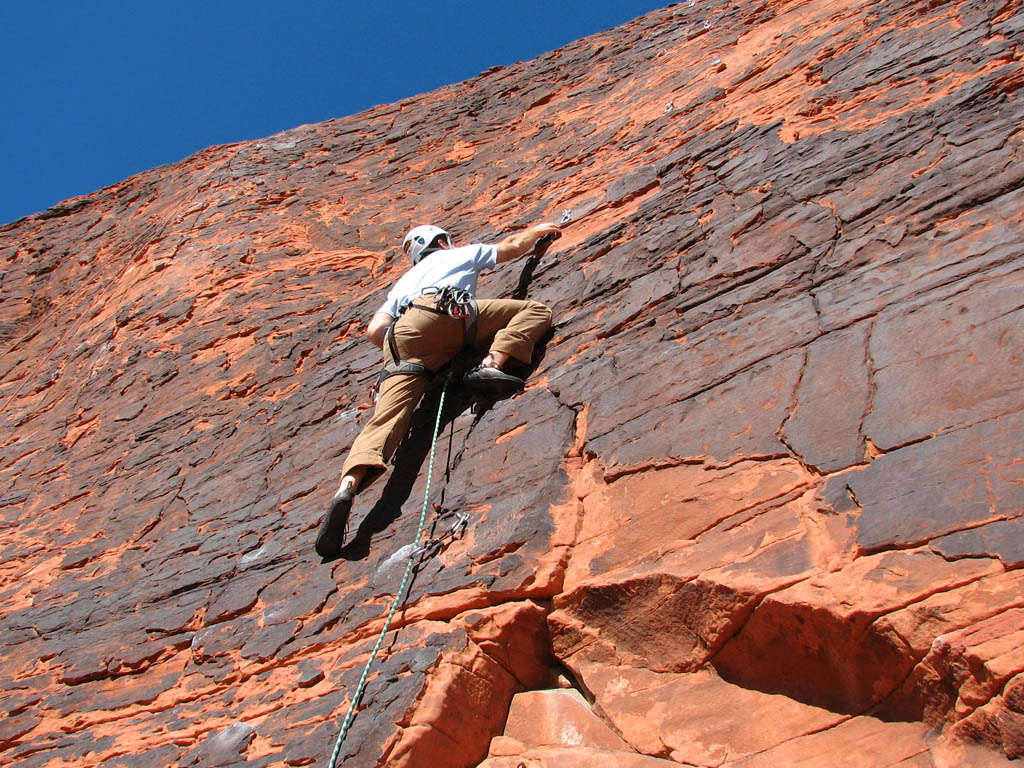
top-left (297, 662), bottom-right (325, 688)
top-left (203, 722), bottom-right (255, 765)
top-left (605, 165), bottom-right (659, 204)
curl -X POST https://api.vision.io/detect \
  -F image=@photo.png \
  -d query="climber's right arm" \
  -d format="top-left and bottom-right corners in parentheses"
top-left (367, 312), bottom-right (394, 350)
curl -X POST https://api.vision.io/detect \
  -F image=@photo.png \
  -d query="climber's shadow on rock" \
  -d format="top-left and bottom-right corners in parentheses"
top-left (335, 327), bottom-right (554, 562)
top-left (336, 383), bottom-right (463, 562)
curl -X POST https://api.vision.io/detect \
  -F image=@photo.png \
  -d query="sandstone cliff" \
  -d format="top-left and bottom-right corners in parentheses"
top-left (2, 1), bottom-right (1023, 766)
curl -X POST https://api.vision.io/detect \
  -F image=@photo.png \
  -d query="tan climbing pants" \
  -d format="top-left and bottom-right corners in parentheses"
top-left (341, 297), bottom-right (552, 490)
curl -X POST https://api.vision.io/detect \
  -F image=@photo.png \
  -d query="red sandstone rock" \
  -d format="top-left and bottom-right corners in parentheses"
top-left (1, 0), bottom-right (1023, 766)
top-left (492, 688), bottom-right (633, 753)
top-left (481, 746), bottom-right (687, 768)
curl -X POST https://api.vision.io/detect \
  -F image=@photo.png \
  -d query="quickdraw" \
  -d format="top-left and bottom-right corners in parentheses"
top-left (414, 508), bottom-right (469, 561)
top-left (420, 285), bottom-right (476, 320)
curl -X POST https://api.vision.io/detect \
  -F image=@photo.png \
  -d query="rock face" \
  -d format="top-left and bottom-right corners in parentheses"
top-left (1, 1), bottom-right (1023, 766)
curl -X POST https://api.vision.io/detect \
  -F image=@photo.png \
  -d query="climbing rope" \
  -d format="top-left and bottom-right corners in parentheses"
top-left (326, 379), bottom-right (450, 768)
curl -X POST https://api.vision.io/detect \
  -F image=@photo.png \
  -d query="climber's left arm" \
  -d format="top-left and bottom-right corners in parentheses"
top-left (495, 222), bottom-right (562, 264)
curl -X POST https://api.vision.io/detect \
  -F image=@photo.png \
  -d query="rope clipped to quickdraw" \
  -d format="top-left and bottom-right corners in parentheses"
top-left (326, 379), bottom-right (450, 768)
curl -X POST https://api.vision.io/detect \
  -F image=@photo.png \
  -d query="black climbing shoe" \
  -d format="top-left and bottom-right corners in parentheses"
top-left (316, 489), bottom-right (353, 558)
top-left (463, 364), bottom-right (525, 398)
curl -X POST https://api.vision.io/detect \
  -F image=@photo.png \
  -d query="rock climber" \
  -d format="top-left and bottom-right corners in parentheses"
top-left (315, 220), bottom-right (562, 558)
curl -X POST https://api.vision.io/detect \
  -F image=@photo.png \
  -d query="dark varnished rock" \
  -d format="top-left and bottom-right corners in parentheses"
top-left (2, 1), bottom-right (1023, 765)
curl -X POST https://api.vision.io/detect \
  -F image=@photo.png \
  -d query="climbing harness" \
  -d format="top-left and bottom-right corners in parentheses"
top-left (326, 378), bottom-right (451, 768)
top-left (369, 322), bottom-right (430, 402)
top-left (370, 286), bottom-right (479, 401)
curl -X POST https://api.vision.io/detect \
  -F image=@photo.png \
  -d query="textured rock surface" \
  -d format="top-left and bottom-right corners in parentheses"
top-left (2, 1), bottom-right (1023, 766)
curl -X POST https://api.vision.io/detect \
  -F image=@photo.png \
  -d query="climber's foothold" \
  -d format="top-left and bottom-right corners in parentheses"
top-left (464, 364), bottom-right (525, 397)
top-left (316, 489), bottom-right (353, 559)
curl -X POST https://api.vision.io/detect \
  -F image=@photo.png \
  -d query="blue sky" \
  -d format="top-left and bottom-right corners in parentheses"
top-left (1, 1), bottom-right (667, 225)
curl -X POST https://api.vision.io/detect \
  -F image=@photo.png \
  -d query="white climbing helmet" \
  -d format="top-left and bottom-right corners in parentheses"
top-left (402, 225), bottom-right (452, 265)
